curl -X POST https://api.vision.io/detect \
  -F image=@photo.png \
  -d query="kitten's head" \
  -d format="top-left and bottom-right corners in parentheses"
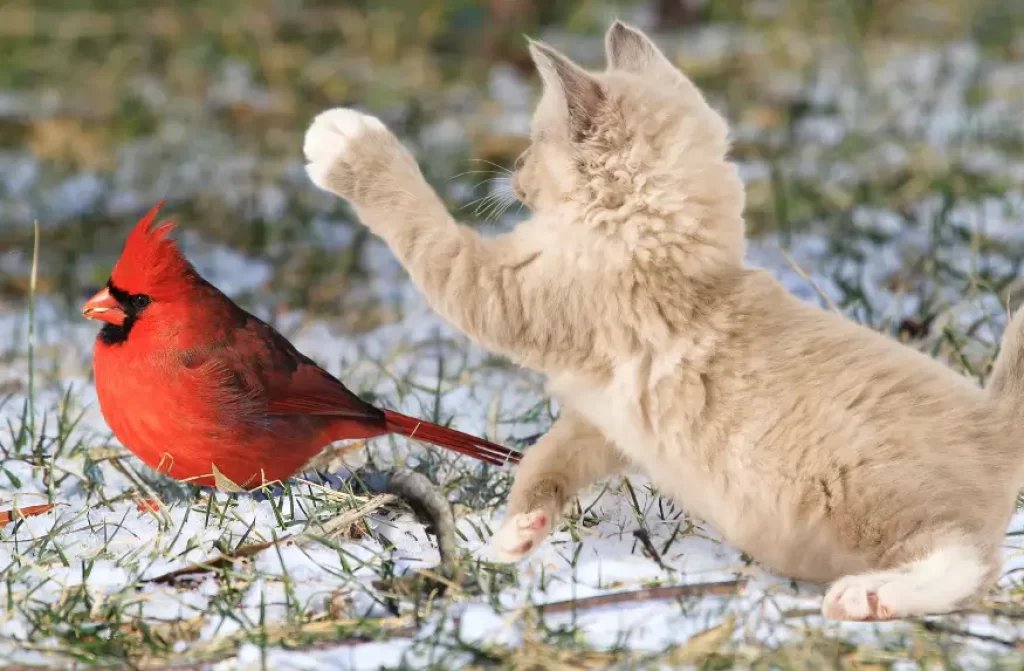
top-left (513, 22), bottom-right (744, 256)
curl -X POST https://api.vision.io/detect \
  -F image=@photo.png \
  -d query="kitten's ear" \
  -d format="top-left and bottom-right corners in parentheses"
top-left (605, 21), bottom-right (680, 82)
top-left (528, 39), bottom-right (605, 141)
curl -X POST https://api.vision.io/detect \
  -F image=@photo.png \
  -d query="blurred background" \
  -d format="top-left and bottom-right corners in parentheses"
top-left (2, 0), bottom-right (1024, 340)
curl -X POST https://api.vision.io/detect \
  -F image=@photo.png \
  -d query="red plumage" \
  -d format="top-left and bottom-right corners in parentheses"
top-left (84, 201), bottom-right (520, 489)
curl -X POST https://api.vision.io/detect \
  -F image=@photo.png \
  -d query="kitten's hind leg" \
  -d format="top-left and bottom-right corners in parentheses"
top-left (822, 533), bottom-right (998, 620)
top-left (490, 411), bottom-right (627, 561)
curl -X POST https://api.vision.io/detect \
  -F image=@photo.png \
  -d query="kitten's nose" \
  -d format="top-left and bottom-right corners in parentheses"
top-left (512, 180), bottom-right (526, 202)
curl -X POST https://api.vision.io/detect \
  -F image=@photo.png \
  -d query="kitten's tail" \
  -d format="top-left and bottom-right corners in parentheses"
top-left (985, 307), bottom-right (1024, 414)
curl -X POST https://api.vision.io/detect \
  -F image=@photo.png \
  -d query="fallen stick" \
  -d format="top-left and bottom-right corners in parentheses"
top-left (143, 469), bottom-right (459, 586)
top-left (534, 579), bottom-right (746, 616)
top-left (145, 494), bottom-right (396, 585)
top-left (919, 620), bottom-right (1018, 649)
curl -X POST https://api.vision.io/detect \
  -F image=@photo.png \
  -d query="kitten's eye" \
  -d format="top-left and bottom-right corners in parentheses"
top-left (514, 153), bottom-right (526, 171)
top-left (131, 294), bottom-right (151, 310)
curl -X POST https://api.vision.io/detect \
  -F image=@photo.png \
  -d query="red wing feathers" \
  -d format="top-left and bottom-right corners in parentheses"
top-left (264, 365), bottom-right (383, 421)
top-left (177, 298), bottom-right (383, 424)
top-left (228, 310), bottom-right (384, 422)
top-left (178, 285), bottom-right (519, 466)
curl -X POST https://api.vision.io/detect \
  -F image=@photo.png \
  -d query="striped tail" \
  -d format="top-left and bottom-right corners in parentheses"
top-left (383, 410), bottom-right (521, 467)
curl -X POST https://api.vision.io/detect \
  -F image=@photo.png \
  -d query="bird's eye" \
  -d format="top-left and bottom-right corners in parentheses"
top-left (131, 294), bottom-right (151, 310)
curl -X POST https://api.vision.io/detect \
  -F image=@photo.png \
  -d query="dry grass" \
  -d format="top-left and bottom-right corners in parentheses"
top-left (2, 0), bottom-right (1024, 668)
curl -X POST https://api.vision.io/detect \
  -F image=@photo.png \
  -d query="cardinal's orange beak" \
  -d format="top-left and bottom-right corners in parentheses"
top-left (82, 287), bottom-right (126, 326)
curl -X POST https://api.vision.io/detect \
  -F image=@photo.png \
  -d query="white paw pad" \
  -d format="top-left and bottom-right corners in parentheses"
top-left (303, 108), bottom-right (386, 189)
top-left (489, 510), bottom-right (552, 562)
top-left (822, 576), bottom-right (895, 621)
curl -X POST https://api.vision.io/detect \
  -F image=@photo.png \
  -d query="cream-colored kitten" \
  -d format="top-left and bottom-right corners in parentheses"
top-left (303, 21), bottom-right (1024, 621)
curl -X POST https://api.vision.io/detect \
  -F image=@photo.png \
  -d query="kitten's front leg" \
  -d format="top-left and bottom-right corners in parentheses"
top-left (304, 108), bottom-right (584, 367)
top-left (304, 109), bottom-right (426, 215)
top-left (491, 410), bottom-right (628, 561)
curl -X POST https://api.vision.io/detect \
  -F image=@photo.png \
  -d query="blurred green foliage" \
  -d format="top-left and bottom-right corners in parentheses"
top-left (0, 0), bottom-right (1022, 328)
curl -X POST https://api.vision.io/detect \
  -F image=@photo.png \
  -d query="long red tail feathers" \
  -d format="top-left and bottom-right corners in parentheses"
top-left (383, 410), bottom-right (522, 467)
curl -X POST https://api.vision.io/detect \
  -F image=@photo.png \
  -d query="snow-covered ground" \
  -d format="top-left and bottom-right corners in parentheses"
top-left (3, 9), bottom-right (1024, 668)
top-left (3, 213), bottom-right (1024, 668)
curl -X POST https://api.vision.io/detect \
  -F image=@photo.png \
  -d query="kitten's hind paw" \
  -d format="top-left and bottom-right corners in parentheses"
top-left (821, 542), bottom-right (989, 621)
top-left (822, 575), bottom-right (894, 621)
top-left (488, 510), bottom-right (552, 562)
top-left (303, 108), bottom-right (388, 197)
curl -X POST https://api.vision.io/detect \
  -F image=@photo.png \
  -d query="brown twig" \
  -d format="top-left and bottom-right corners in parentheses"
top-left (918, 620), bottom-right (1019, 649)
top-left (145, 494), bottom-right (395, 585)
top-left (534, 579), bottom-right (746, 616)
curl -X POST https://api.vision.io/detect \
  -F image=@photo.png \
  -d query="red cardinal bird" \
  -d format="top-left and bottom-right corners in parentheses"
top-left (82, 201), bottom-right (520, 489)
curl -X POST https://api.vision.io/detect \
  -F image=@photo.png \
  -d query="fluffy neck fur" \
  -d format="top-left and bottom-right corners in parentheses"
top-left (505, 34), bottom-right (749, 362)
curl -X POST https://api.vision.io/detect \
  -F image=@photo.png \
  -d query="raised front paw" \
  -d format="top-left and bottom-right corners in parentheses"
top-left (488, 510), bottom-right (553, 562)
top-left (303, 108), bottom-right (399, 202)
